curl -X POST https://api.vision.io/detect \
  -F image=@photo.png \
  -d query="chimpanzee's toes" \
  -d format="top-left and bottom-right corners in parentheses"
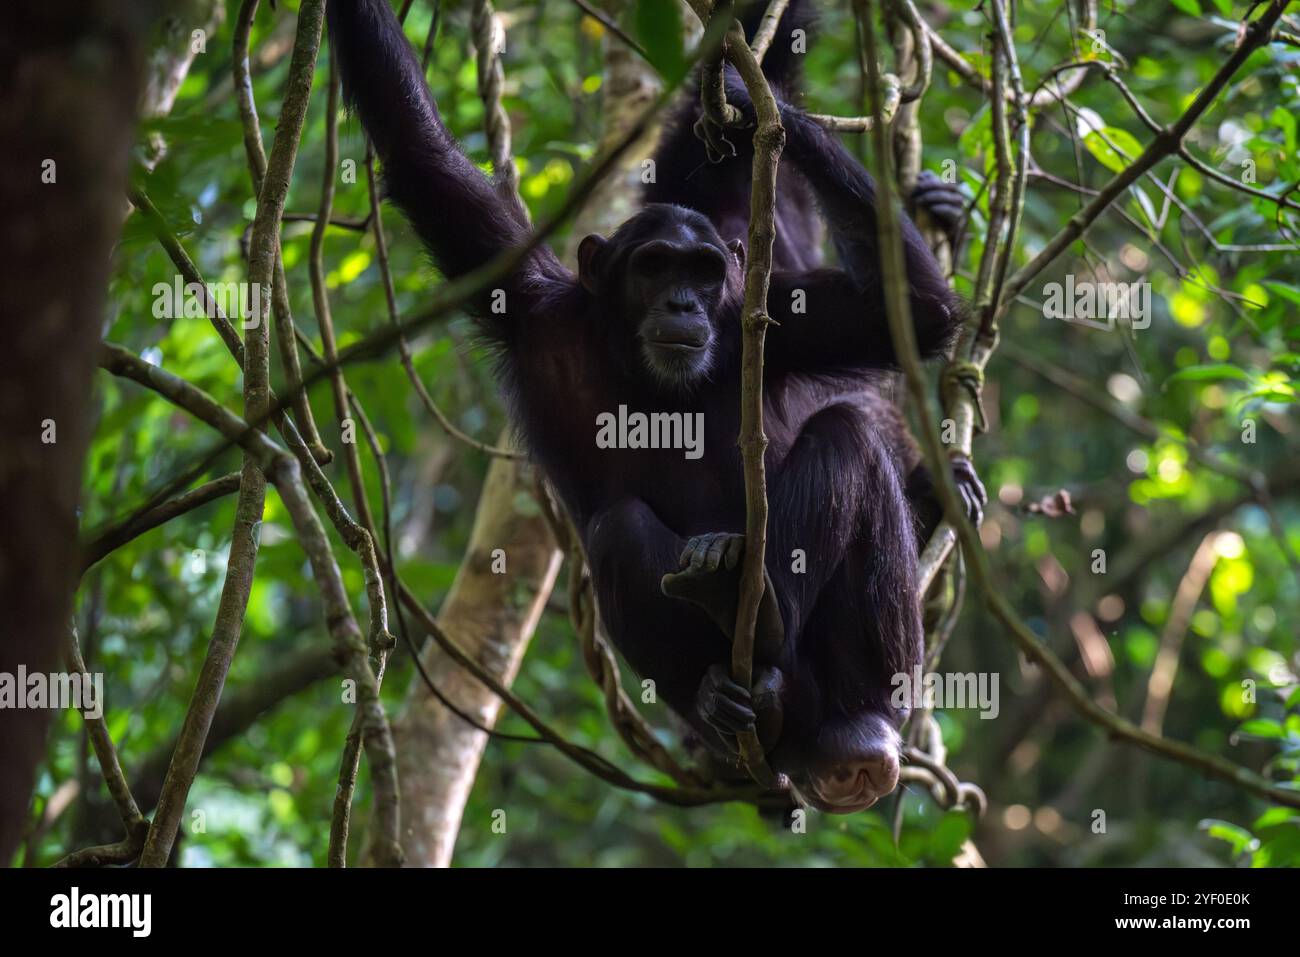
top-left (676, 535), bottom-right (704, 571)
top-left (677, 532), bottom-right (744, 574)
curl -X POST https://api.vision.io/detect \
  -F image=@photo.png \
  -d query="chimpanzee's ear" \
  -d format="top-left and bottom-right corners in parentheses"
top-left (577, 234), bottom-right (608, 293)
top-left (727, 239), bottom-right (746, 272)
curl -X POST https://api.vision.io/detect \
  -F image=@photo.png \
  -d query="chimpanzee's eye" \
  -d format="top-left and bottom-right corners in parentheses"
top-left (689, 252), bottom-right (727, 286)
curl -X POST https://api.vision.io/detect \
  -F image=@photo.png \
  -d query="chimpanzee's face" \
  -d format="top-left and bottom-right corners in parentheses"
top-left (576, 205), bottom-right (743, 393)
top-left (625, 238), bottom-right (728, 390)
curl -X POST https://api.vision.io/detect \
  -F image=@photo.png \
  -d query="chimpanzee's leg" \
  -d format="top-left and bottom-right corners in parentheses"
top-left (585, 498), bottom-right (728, 748)
top-left (662, 401), bottom-right (922, 750)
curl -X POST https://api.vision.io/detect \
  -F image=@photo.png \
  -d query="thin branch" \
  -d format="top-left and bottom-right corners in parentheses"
top-left (312, 50), bottom-right (377, 537)
top-left (101, 342), bottom-right (406, 861)
top-left (921, 0), bottom-right (1098, 109)
top-left (64, 622), bottom-right (147, 841)
top-left (685, 0), bottom-right (785, 789)
top-left (568, 0), bottom-right (650, 62)
top-left (80, 472), bottom-right (241, 573)
top-left (1001, 0), bottom-right (1289, 306)
top-left (126, 187), bottom-right (244, 362)
top-left (52, 836), bottom-right (145, 869)
top-left (750, 0), bottom-right (789, 64)
top-left (126, 184), bottom-right (333, 465)
top-left (393, 578), bottom-right (771, 807)
top-left (363, 149), bottom-right (522, 463)
top-left (1141, 534), bottom-right (1220, 736)
top-left (875, 0), bottom-right (1300, 812)
top-left (923, 0), bottom-right (1291, 590)
top-left (282, 212), bottom-right (372, 231)
top-left (232, 0), bottom-right (331, 461)
top-left (138, 0), bottom-right (357, 868)
top-left (311, 42), bottom-right (395, 867)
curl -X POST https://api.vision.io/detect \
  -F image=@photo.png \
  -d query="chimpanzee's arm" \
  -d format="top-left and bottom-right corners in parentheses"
top-left (758, 105), bottom-right (964, 371)
top-left (328, 0), bottom-right (570, 331)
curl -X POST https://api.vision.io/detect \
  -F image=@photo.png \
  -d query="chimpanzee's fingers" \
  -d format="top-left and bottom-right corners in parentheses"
top-left (711, 693), bottom-right (756, 730)
top-left (920, 201), bottom-right (964, 225)
top-left (703, 535), bottom-right (727, 572)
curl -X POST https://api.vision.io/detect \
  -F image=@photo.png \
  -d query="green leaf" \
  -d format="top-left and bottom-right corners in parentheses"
top-left (1129, 185), bottom-right (1160, 238)
top-left (1083, 127), bottom-right (1145, 174)
top-left (1165, 363), bottom-right (1250, 385)
top-left (1253, 807), bottom-right (1300, 830)
top-left (927, 810), bottom-right (973, 862)
top-left (1170, 0), bottom-right (1203, 16)
top-left (1238, 718), bottom-right (1284, 738)
top-left (958, 105), bottom-right (992, 160)
top-left (634, 0), bottom-right (687, 84)
top-left (1271, 107), bottom-right (1297, 154)
top-left (1264, 281), bottom-right (1300, 307)
top-left (1199, 819), bottom-right (1256, 855)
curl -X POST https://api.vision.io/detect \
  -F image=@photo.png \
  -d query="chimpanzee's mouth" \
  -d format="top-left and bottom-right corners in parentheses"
top-left (647, 337), bottom-right (707, 353)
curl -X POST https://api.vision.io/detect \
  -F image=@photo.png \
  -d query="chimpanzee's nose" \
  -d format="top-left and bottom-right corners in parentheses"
top-left (666, 290), bottom-right (696, 313)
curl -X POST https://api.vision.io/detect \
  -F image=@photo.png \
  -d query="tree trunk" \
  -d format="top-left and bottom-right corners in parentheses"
top-left (388, 442), bottom-right (561, 867)
top-left (0, 1), bottom-right (161, 865)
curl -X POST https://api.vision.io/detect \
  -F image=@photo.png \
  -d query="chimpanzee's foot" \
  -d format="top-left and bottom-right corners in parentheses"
top-left (660, 532), bottom-right (785, 660)
top-left (951, 454), bottom-right (987, 526)
top-left (912, 169), bottom-right (966, 238)
top-left (696, 663), bottom-right (786, 754)
top-left (661, 531), bottom-right (744, 635)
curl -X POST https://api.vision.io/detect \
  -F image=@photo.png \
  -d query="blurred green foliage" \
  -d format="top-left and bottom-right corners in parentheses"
top-left (28, 0), bottom-right (1300, 867)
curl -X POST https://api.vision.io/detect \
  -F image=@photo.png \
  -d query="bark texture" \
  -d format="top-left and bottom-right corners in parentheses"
top-left (0, 1), bottom-right (161, 865)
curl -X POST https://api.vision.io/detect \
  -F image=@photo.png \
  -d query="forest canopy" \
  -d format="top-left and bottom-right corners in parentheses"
top-left (8, 0), bottom-right (1300, 869)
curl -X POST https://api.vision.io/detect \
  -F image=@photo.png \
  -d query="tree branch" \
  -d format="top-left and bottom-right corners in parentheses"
top-left (869, 0), bottom-right (1300, 813)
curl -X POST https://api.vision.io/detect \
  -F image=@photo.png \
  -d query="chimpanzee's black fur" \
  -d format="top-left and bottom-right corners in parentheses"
top-left (329, 0), bottom-right (983, 810)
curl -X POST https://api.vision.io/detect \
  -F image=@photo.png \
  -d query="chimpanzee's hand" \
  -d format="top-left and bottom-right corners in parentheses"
top-left (912, 170), bottom-right (966, 240)
top-left (721, 72), bottom-right (756, 123)
top-left (697, 662), bottom-right (754, 749)
top-left (696, 663), bottom-right (785, 754)
top-left (950, 454), bottom-right (987, 527)
top-left (693, 73), bottom-right (757, 162)
top-left (693, 111), bottom-right (744, 162)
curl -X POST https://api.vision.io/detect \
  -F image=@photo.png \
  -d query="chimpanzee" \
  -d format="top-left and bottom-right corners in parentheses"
top-left (329, 0), bottom-right (985, 813)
